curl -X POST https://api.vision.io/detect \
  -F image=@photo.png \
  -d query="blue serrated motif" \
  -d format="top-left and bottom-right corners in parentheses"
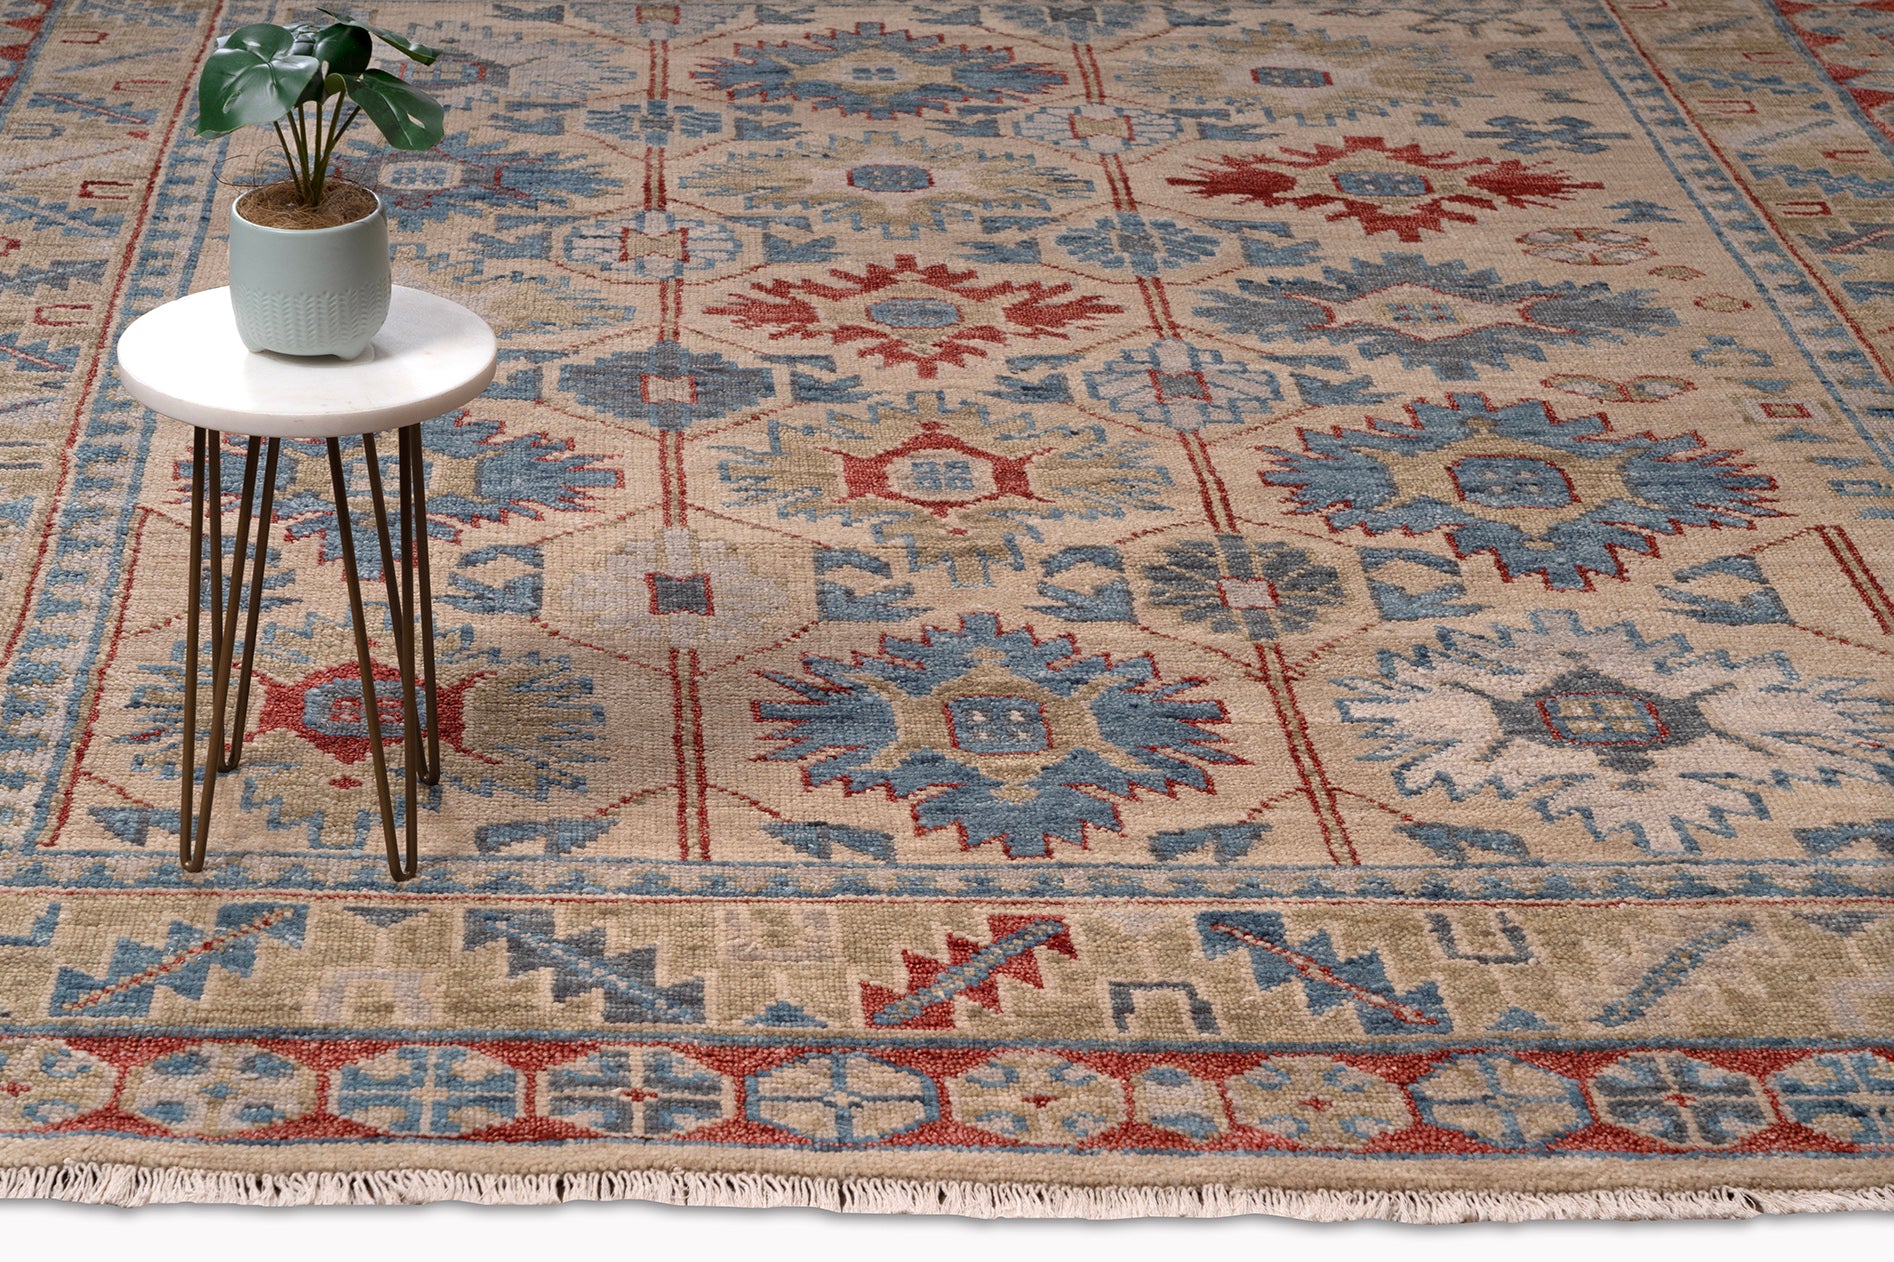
top-left (1591, 921), bottom-right (1754, 1027)
top-left (51, 903), bottom-right (307, 1017)
top-left (1198, 911), bottom-right (1453, 1033)
top-left (464, 910), bottom-right (706, 1024)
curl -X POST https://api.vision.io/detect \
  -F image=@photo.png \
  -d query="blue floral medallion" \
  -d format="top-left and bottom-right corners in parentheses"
top-left (1195, 253), bottom-right (1677, 380)
top-left (694, 22), bottom-right (1065, 120)
top-left (757, 615), bottom-right (1237, 857)
top-left (1261, 393), bottom-right (1778, 590)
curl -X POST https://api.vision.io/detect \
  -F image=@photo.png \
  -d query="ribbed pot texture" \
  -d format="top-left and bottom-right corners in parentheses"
top-left (227, 189), bottom-right (391, 359)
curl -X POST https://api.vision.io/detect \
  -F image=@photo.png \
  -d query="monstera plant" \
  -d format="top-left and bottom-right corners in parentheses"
top-left (196, 9), bottom-right (448, 357)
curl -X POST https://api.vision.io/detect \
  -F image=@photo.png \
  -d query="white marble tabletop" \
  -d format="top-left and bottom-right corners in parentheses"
top-left (115, 286), bottom-right (497, 438)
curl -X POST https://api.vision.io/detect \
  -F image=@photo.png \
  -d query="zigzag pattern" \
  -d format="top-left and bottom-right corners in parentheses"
top-left (860, 915), bottom-right (1077, 1028)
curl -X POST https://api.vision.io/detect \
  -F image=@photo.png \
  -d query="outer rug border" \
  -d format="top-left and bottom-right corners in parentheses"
top-left (0, 1164), bottom-right (1889, 1221)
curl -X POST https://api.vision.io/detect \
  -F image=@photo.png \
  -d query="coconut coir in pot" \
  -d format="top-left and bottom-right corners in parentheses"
top-left (236, 179), bottom-right (378, 229)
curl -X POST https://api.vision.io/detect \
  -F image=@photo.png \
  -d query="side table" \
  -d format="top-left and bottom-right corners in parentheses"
top-left (115, 286), bottom-right (496, 881)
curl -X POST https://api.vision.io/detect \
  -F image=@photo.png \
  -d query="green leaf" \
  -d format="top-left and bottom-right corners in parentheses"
top-left (287, 24), bottom-right (368, 103)
top-left (197, 25), bottom-right (321, 135)
top-left (218, 22), bottom-right (295, 58)
top-left (316, 8), bottom-right (440, 64)
top-left (343, 67), bottom-right (445, 151)
top-left (307, 23), bottom-right (372, 75)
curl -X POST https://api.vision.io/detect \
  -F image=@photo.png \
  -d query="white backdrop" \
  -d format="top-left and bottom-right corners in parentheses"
top-left (0, 1199), bottom-right (1886, 1259)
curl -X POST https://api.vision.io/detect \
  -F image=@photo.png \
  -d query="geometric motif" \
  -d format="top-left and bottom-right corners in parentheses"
top-left (465, 910), bottom-right (706, 1024)
top-left (1169, 138), bottom-right (1603, 242)
top-left (1015, 103), bottom-right (1182, 154)
top-left (947, 1053), bottom-right (1125, 1143)
top-left (1223, 1056), bottom-right (1409, 1149)
top-left (1055, 215), bottom-right (1222, 274)
top-left (110, 633), bottom-right (604, 848)
top-left (746, 1053), bottom-right (937, 1143)
top-left (1113, 22), bottom-right (1472, 125)
top-left (561, 212), bottom-right (743, 281)
top-left (199, 417), bottom-right (623, 567)
top-left (1198, 910), bottom-right (1452, 1033)
top-left (1589, 1055), bottom-right (1771, 1148)
top-left (1334, 611), bottom-right (1894, 853)
top-left (539, 1048), bottom-right (731, 1137)
top-left (1411, 1054), bottom-right (1591, 1150)
top-left (694, 23), bottom-right (1065, 120)
top-left (0, 1040), bottom-right (114, 1129)
top-left (560, 342), bottom-right (775, 431)
top-left (1771, 1054), bottom-right (1894, 1148)
top-left (330, 1046), bottom-right (521, 1137)
top-left (1141, 537), bottom-right (1346, 641)
top-left (348, 135), bottom-right (621, 226)
top-left (123, 1044), bottom-right (319, 1136)
top-left (1083, 339), bottom-right (1282, 430)
top-left (758, 615), bottom-right (1234, 857)
top-left (681, 133), bottom-right (1094, 239)
top-left (1262, 393), bottom-right (1779, 589)
top-left (1131, 1064), bottom-right (1228, 1139)
top-left (707, 257), bottom-right (1121, 377)
top-left (1196, 255), bottom-right (1679, 379)
top-left (549, 527), bottom-right (810, 659)
top-left (860, 914), bottom-right (1077, 1028)
top-left (717, 392), bottom-right (1172, 583)
top-left (1518, 227), bottom-right (1656, 266)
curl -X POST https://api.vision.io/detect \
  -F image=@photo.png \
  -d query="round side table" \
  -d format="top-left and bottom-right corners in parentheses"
top-left (116, 286), bottom-right (496, 882)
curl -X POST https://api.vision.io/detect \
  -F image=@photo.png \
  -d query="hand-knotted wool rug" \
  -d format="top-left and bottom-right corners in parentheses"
top-left (0, 0), bottom-right (1891, 1222)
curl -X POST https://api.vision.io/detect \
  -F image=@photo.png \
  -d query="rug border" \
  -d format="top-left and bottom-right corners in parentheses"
top-left (0, 1164), bottom-right (1889, 1221)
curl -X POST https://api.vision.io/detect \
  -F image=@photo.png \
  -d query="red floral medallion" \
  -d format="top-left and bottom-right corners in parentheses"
top-left (1169, 137), bottom-right (1602, 242)
top-left (707, 255), bottom-right (1121, 376)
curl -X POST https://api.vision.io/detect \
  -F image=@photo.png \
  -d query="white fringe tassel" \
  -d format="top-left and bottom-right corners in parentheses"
top-left (0, 1163), bottom-right (1888, 1221)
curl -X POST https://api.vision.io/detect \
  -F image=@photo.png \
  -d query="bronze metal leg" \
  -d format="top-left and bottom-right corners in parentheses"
top-left (399, 423), bottom-right (441, 784)
top-left (180, 430), bottom-right (431, 883)
top-left (180, 434), bottom-right (264, 871)
top-left (180, 428), bottom-right (207, 871)
top-left (184, 430), bottom-right (231, 864)
top-left (222, 437), bottom-right (279, 771)
top-left (328, 436), bottom-right (419, 882)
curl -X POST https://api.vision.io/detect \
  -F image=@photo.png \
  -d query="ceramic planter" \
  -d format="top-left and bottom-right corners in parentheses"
top-left (227, 187), bottom-right (391, 359)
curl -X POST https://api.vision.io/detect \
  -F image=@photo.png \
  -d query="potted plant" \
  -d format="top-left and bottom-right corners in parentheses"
top-left (196, 8), bottom-right (447, 358)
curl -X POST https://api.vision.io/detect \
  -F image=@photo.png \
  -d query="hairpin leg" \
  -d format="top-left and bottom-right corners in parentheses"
top-left (363, 431), bottom-right (426, 878)
top-left (222, 437), bottom-right (279, 772)
top-left (400, 423), bottom-right (441, 785)
top-left (178, 433), bottom-right (274, 873)
top-left (180, 428), bottom-right (209, 872)
top-left (329, 435), bottom-right (419, 883)
top-left (179, 429), bottom-right (428, 883)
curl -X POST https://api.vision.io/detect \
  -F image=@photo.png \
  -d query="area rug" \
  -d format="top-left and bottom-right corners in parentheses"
top-left (0, 0), bottom-right (1890, 1221)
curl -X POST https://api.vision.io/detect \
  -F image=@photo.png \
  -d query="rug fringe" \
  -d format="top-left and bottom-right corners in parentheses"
top-left (0, 1164), bottom-right (1888, 1220)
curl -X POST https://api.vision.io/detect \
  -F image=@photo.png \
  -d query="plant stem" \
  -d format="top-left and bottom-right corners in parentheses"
top-left (270, 121), bottom-right (305, 203)
top-left (301, 102), bottom-right (316, 196)
top-left (330, 104), bottom-right (362, 151)
top-left (287, 103), bottom-right (311, 204)
top-left (312, 87), bottom-right (348, 205)
top-left (307, 96), bottom-right (326, 206)
top-left (324, 104), bottom-right (362, 181)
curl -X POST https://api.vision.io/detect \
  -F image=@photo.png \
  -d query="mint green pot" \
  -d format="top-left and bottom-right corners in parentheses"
top-left (227, 187), bottom-right (391, 359)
